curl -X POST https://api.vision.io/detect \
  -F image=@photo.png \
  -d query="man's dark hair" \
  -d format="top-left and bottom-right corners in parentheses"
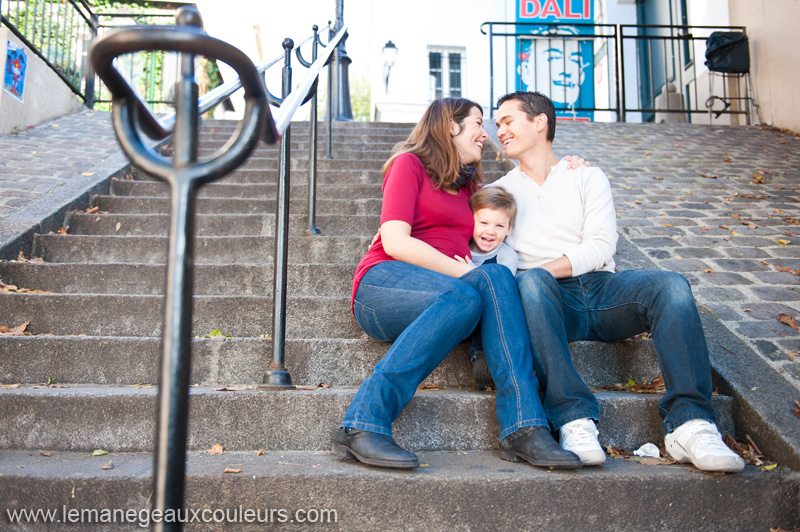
top-left (497, 91), bottom-right (556, 142)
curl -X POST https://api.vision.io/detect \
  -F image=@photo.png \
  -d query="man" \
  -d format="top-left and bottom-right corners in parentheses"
top-left (490, 91), bottom-right (744, 473)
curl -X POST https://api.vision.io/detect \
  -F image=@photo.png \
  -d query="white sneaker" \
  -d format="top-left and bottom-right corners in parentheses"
top-left (559, 418), bottom-right (606, 466)
top-left (665, 419), bottom-right (745, 473)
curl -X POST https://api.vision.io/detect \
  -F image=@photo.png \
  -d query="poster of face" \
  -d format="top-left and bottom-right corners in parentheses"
top-left (516, 1), bottom-right (594, 120)
top-left (4, 41), bottom-right (28, 103)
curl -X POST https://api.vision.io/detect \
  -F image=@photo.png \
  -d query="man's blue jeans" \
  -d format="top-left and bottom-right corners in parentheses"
top-left (516, 268), bottom-right (716, 436)
top-left (344, 261), bottom-right (548, 440)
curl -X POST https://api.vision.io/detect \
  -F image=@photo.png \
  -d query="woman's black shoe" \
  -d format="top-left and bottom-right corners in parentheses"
top-left (500, 426), bottom-right (583, 469)
top-left (332, 427), bottom-right (419, 469)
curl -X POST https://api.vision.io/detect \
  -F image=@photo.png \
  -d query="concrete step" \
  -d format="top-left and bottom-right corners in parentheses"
top-left (125, 166), bottom-right (510, 185)
top-left (64, 212), bottom-right (379, 237)
top-left (91, 195), bottom-right (383, 215)
top-left (0, 292), bottom-right (358, 338)
top-left (0, 262), bottom-right (353, 295)
top-left (31, 234), bottom-right (371, 264)
top-left (109, 180), bottom-right (384, 200)
top-left (0, 335), bottom-right (662, 390)
top-left (2, 450), bottom-right (796, 532)
top-left (0, 385), bottom-right (735, 452)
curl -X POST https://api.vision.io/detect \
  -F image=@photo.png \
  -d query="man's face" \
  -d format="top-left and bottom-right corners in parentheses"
top-left (495, 100), bottom-right (538, 160)
top-left (472, 208), bottom-right (511, 253)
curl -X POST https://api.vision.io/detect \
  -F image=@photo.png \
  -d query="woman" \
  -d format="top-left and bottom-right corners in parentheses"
top-left (331, 98), bottom-right (581, 470)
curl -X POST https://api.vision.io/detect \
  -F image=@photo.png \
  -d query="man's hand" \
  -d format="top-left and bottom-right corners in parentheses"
top-left (563, 155), bottom-right (591, 169)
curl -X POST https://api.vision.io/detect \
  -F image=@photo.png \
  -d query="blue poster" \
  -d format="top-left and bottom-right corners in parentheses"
top-left (4, 41), bottom-right (27, 103)
top-left (516, 0), bottom-right (594, 121)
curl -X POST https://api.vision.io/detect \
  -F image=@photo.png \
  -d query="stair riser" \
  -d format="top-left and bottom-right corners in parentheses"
top-left (64, 213), bottom-right (380, 237)
top-left (1, 293), bottom-right (358, 338)
top-left (32, 235), bottom-right (371, 264)
top-left (110, 180), bottom-right (384, 200)
top-left (0, 388), bottom-right (735, 452)
top-left (126, 166), bottom-right (509, 185)
top-left (0, 263), bottom-right (354, 296)
top-left (91, 196), bottom-right (383, 215)
top-left (0, 336), bottom-right (662, 390)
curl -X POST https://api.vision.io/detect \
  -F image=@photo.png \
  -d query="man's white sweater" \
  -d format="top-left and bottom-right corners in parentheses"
top-left (490, 159), bottom-right (618, 276)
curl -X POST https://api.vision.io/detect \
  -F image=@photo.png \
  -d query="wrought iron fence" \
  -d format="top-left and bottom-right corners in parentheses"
top-left (0, 0), bottom-right (97, 104)
top-left (93, 12), bottom-right (178, 111)
top-left (482, 21), bottom-right (757, 124)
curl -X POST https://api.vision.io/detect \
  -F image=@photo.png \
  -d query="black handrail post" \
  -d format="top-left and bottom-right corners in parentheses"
top-left (332, 0), bottom-right (353, 120)
top-left (260, 38), bottom-right (296, 390)
top-left (151, 8), bottom-right (201, 531)
top-left (325, 21), bottom-right (334, 159)
top-left (306, 25), bottom-right (322, 236)
top-left (488, 23), bottom-right (494, 117)
top-left (84, 12), bottom-right (98, 108)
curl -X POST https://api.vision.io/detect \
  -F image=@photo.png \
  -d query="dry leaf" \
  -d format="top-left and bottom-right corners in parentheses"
top-left (652, 176), bottom-right (663, 180)
top-left (784, 218), bottom-right (800, 225)
top-left (703, 269), bottom-right (714, 273)
top-left (774, 209), bottom-right (784, 214)
top-left (1, 383), bottom-right (21, 389)
top-left (223, 468), bottom-right (242, 474)
top-left (662, 223), bottom-right (674, 227)
top-left (317, 382), bottom-right (332, 389)
top-left (207, 444), bottom-right (227, 455)
top-left (777, 314), bottom-right (799, 331)
top-left (778, 239), bottom-right (791, 245)
top-left (212, 387), bottom-right (247, 392)
top-left (787, 351), bottom-right (797, 361)
top-left (255, 449), bottom-right (265, 456)
top-left (723, 157), bottom-right (732, 163)
top-left (639, 457), bottom-right (676, 466)
top-left (793, 399), bottom-right (800, 420)
top-left (700, 173), bottom-right (717, 179)
top-left (419, 384), bottom-right (446, 390)
top-left (0, 321), bottom-right (31, 336)
top-left (101, 460), bottom-right (114, 470)
top-left (40, 452), bottom-right (53, 457)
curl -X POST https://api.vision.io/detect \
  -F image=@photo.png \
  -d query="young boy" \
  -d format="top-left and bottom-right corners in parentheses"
top-left (467, 186), bottom-right (518, 389)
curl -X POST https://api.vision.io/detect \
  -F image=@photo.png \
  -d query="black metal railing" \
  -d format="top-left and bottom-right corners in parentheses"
top-left (482, 21), bottom-right (621, 121)
top-left (0, 0), bottom-right (97, 104)
top-left (90, 6), bottom-right (346, 530)
top-left (482, 21), bottom-right (757, 124)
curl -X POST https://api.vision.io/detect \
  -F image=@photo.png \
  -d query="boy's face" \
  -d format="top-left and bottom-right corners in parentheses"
top-left (472, 208), bottom-right (512, 253)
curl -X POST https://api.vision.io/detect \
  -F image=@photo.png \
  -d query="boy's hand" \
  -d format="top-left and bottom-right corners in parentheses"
top-left (368, 229), bottom-right (381, 250)
top-left (563, 155), bottom-right (590, 169)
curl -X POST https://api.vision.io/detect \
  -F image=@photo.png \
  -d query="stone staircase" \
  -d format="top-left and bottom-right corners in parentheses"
top-left (1, 119), bottom-right (798, 531)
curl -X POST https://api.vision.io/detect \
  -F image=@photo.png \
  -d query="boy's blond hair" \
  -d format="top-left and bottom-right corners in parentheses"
top-left (469, 186), bottom-right (517, 227)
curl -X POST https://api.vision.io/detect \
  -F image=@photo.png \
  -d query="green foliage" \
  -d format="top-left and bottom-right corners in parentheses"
top-left (350, 74), bottom-right (371, 122)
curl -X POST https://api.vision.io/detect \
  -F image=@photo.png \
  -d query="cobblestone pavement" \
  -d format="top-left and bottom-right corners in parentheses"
top-left (2, 111), bottom-right (800, 394)
top-left (0, 109), bottom-right (120, 228)
top-left (553, 121), bottom-right (800, 392)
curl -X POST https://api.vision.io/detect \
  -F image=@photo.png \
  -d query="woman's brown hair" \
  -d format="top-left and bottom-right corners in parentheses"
top-left (382, 97), bottom-right (486, 192)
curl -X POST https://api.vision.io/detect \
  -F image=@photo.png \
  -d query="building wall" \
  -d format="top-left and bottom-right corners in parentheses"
top-left (0, 27), bottom-right (84, 135)
top-left (729, 0), bottom-right (800, 132)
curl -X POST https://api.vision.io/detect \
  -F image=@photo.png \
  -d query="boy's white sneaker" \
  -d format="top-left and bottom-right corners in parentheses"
top-left (559, 418), bottom-right (606, 466)
top-left (665, 419), bottom-right (745, 473)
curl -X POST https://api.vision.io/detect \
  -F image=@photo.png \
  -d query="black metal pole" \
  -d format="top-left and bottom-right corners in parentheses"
top-left (151, 8), bottom-right (201, 531)
top-left (326, 22), bottom-right (334, 159)
top-left (260, 38), bottom-right (295, 390)
top-left (306, 25), bottom-right (321, 236)
top-left (332, 0), bottom-right (353, 120)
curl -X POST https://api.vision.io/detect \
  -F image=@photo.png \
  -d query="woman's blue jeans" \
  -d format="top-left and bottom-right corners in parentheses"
top-left (344, 261), bottom-right (548, 440)
top-left (516, 268), bottom-right (717, 435)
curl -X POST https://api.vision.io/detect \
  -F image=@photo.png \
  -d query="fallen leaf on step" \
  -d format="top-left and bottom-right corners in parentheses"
top-left (255, 449), bottom-right (265, 456)
top-left (91, 449), bottom-right (108, 457)
top-left (777, 314), bottom-right (799, 331)
top-left (793, 399), bottom-right (800, 420)
top-left (14, 251), bottom-right (44, 263)
top-left (101, 460), bottom-right (114, 470)
top-left (419, 385), bottom-right (446, 390)
top-left (637, 457), bottom-right (676, 466)
top-left (0, 321), bottom-right (31, 336)
top-left (223, 468), bottom-right (242, 474)
top-left (1, 383), bottom-right (21, 389)
top-left (603, 446), bottom-right (634, 460)
top-left (40, 452), bottom-right (52, 457)
top-left (208, 444), bottom-right (227, 455)
top-left (317, 382), bottom-right (332, 389)
top-left (212, 387), bottom-right (247, 392)
top-left (82, 172), bottom-right (95, 177)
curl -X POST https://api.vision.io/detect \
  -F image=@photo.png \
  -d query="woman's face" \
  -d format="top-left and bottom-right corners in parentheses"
top-left (452, 106), bottom-right (488, 166)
